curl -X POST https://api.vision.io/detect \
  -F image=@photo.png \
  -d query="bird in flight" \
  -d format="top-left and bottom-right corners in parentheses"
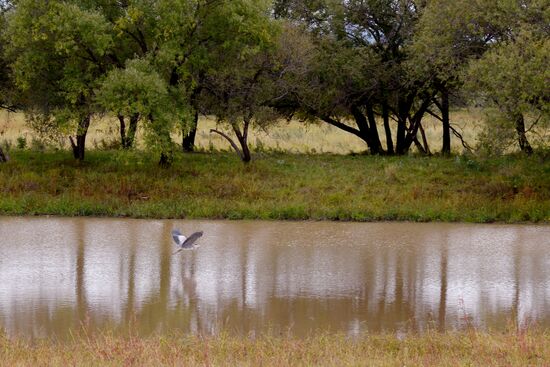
top-left (172, 229), bottom-right (203, 254)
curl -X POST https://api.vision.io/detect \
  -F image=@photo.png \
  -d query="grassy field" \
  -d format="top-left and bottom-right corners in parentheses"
top-left (1, 109), bottom-right (484, 154)
top-left (1, 150), bottom-right (549, 222)
top-left (1, 329), bottom-right (549, 366)
top-left (1, 114), bottom-right (549, 364)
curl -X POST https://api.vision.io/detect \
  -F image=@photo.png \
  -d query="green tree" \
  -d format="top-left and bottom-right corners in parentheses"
top-left (412, 0), bottom-right (511, 155)
top-left (0, 0), bottom-right (14, 111)
top-left (96, 0), bottom-right (276, 163)
top-left (274, 0), bottom-right (435, 155)
top-left (6, 0), bottom-right (275, 163)
top-left (414, 0), bottom-right (549, 155)
top-left (0, 1), bottom-right (13, 162)
top-left (201, 21), bottom-right (297, 163)
top-left (467, 30), bottom-right (549, 154)
top-left (95, 59), bottom-right (187, 155)
top-left (6, 0), bottom-right (117, 160)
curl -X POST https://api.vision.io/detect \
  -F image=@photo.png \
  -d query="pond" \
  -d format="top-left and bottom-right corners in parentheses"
top-left (0, 217), bottom-right (549, 338)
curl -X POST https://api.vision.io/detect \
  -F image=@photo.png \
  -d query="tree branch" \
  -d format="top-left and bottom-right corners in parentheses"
top-left (525, 113), bottom-right (542, 134)
top-left (449, 125), bottom-right (473, 153)
top-left (426, 108), bottom-right (443, 122)
top-left (0, 104), bottom-right (17, 113)
top-left (432, 97), bottom-right (443, 111)
top-left (319, 115), bottom-right (363, 139)
top-left (209, 129), bottom-right (243, 159)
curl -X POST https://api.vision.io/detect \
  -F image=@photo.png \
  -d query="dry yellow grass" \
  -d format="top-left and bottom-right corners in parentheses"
top-left (1, 329), bottom-right (548, 366)
top-left (0, 109), bottom-right (484, 154)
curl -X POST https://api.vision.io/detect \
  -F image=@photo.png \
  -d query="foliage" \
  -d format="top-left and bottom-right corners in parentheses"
top-left (0, 1), bottom-right (14, 111)
top-left (3, 0), bottom-right (280, 161)
top-left (201, 19), bottom-right (303, 162)
top-left (414, 0), bottom-right (550, 155)
top-left (275, 0), bottom-right (444, 155)
top-left (95, 58), bottom-right (188, 153)
top-left (4, 0), bottom-right (118, 159)
top-left (0, 0), bottom-right (548, 160)
top-left (467, 30), bottom-right (549, 153)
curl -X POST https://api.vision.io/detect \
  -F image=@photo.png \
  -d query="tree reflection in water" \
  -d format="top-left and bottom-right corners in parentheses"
top-left (0, 217), bottom-right (549, 338)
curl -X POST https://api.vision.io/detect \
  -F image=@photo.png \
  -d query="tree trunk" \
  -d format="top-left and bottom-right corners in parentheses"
top-left (0, 146), bottom-right (7, 162)
top-left (402, 98), bottom-right (432, 154)
top-left (182, 79), bottom-right (203, 152)
top-left (395, 99), bottom-right (408, 155)
top-left (169, 64), bottom-right (199, 153)
top-left (117, 114), bottom-right (126, 148)
top-left (365, 104), bottom-right (384, 155)
top-left (413, 136), bottom-right (426, 154)
top-left (182, 111), bottom-right (198, 152)
top-left (209, 118), bottom-right (251, 163)
top-left (514, 113), bottom-right (533, 155)
top-left (350, 105), bottom-right (377, 154)
top-left (210, 128), bottom-right (243, 159)
top-left (382, 102), bottom-right (394, 155)
top-left (159, 152), bottom-right (172, 167)
top-left (238, 136), bottom-right (251, 163)
top-left (418, 122), bottom-right (431, 155)
top-left (69, 115), bottom-right (91, 160)
top-left (126, 114), bottom-right (139, 148)
top-left (210, 126), bottom-right (250, 163)
top-left (441, 88), bottom-right (451, 155)
top-left (319, 115), bottom-right (368, 144)
top-left (233, 118), bottom-right (251, 163)
top-left (118, 114), bottom-right (139, 149)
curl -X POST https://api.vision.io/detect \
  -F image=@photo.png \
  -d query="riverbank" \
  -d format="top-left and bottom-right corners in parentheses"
top-left (1, 150), bottom-right (549, 222)
top-left (1, 329), bottom-right (548, 366)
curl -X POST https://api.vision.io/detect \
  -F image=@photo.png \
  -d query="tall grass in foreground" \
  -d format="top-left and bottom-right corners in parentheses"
top-left (1, 329), bottom-right (549, 366)
top-left (1, 150), bottom-right (549, 222)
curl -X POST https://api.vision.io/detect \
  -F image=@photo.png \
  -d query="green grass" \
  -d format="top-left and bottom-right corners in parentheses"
top-left (1, 328), bottom-right (549, 366)
top-left (1, 150), bottom-right (549, 222)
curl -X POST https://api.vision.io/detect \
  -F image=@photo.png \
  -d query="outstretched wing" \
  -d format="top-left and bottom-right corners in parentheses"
top-left (171, 229), bottom-right (186, 246)
top-left (181, 231), bottom-right (203, 248)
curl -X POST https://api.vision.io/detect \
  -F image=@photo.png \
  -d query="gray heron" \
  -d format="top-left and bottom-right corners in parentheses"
top-left (172, 229), bottom-right (203, 254)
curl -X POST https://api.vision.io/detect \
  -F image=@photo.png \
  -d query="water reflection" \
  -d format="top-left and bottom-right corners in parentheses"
top-left (0, 217), bottom-right (549, 338)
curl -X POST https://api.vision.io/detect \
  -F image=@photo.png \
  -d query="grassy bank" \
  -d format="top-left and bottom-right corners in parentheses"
top-left (1, 329), bottom-right (549, 366)
top-left (1, 150), bottom-right (549, 222)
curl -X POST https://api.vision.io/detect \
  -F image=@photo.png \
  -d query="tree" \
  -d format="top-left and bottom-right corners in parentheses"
top-left (411, 0), bottom-right (495, 155)
top-left (95, 59), bottom-right (187, 158)
top-left (96, 0), bottom-right (277, 163)
top-left (467, 30), bottom-right (549, 154)
top-left (111, 0), bottom-right (205, 154)
top-left (414, 0), bottom-right (549, 155)
top-left (293, 37), bottom-right (387, 154)
top-left (466, 0), bottom-right (549, 154)
top-left (274, 0), bottom-right (435, 155)
top-left (0, 0), bottom-right (14, 112)
top-left (0, 1), bottom-right (13, 162)
top-left (6, 0), bottom-right (117, 160)
top-left (201, 21), bottom-right (292, 163)
top-left (6, 0), bottom-right (275, 163)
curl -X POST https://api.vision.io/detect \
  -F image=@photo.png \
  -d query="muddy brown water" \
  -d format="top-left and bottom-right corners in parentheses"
top-left (0, 217), bottom-right (549, 338)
